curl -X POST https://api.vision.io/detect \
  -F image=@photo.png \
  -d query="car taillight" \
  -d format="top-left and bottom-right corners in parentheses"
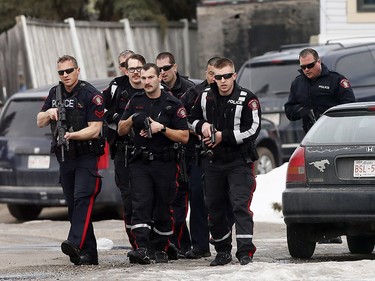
top-left (98, 142), bottom-right (109, 169)
top-left (286, 146), bottom-right (306, 183)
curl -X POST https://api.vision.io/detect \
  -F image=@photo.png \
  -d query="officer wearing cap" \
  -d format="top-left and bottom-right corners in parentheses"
top-left (37, 55), bottom-right (105, 265)
top-left (118, 63), bottom-right (189, 264)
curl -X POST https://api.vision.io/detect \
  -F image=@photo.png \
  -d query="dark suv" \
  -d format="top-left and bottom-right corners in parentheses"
top-left (237, 42), bottom-right (375, 162)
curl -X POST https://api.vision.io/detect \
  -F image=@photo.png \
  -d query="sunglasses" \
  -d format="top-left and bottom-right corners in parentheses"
top-left (119, 62), bottom-right (126, 68)
top-left (300, 61), bottom-right (317, 70)
top-left (58, 68), bottom-right (75, 76)
top-left (214, 73), bottom-right (234, 80)
top-left (128, 67), bottom-right (143, 73)
top-left (159, 64), bottom-right (174, 72)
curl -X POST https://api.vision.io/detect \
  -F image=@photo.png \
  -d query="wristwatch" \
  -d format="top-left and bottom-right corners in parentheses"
top-left (161, 125), bottom-right (166, 133)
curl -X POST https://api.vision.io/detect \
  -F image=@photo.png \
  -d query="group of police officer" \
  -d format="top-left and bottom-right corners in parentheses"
top-left (37, 50), bottom-right (263, 267)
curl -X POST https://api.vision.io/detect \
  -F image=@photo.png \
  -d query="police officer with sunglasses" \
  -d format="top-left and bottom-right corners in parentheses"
top-left (156, 52), bottom-right (195, 258)
top-left (189, 57), bottom-right (261, 266)
top-left (285, 48), bottom-right (356, 133)
top-left (37, 55), bottom-right (105, 265)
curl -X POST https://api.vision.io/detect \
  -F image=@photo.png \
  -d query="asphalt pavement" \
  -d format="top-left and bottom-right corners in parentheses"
top-left (0, 204), bottom-right (374, 281)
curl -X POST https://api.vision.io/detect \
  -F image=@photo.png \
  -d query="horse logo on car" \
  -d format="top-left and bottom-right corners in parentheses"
top-left (309, 159), bottom-right (330, 172)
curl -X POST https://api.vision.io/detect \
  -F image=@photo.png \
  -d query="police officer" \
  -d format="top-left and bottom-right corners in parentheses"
top-left (102, 52), bottom-right (145, 249)
top-left (189, 57), bottom-right (260, 266)
top-left (118, 63), bottom-right (189, 264)
top-left (285, 48), bottom-right (356, 133)
top-left (156, 52), bottom-right (195, 257)
top-left (180, 56), bottom-right (222, 259)
top-left (37, 55), bottom-right (105, 265)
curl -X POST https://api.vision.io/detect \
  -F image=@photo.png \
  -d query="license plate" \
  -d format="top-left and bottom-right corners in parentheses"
top-left (353, 160), bottom-right (375, 177)
top-left (28, 155), bottom-right (50, 169)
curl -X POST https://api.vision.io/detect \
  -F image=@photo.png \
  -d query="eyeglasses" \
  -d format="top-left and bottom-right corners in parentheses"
top-left (57, 68), bottom-right (75, 76)
top-left (119, 62), bottom-right (126, 68)
top-left (128, 67), bottom-right (143, 73)
top-left (300, 61), bottom-right (317, 70)
top-left (214, 73), bottom-right (234, 80)
top-left (159, 64), bottom-right (174, 72)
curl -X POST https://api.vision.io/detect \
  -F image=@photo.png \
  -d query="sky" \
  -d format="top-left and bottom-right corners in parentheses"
top-left (93, 163), bottom-right (375, 281)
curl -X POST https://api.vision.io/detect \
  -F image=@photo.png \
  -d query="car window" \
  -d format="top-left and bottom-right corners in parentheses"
top-left (335, 51), bottom-right (375, 87)
top-left (237, 63), bottom-right (299, 96)
top-left (303, 114), bottom-right (375, 145)
top-left (0, 99), bottom-right (50, 137)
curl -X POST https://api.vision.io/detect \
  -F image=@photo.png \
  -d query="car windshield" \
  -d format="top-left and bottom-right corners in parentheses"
top-left (302, 114), bottom-right (375, 145)
top-left (0, 99), bottom-right (50, 137)
top-left (237, 63), bottom-right (299, 96)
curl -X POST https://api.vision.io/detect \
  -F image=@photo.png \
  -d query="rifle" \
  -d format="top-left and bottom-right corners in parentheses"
top-left (55, 85), bottom-right (69, 162)
top-left (144, 117), bottom-right (152, 138)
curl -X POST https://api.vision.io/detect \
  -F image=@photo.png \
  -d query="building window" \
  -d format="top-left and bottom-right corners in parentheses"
top-left (357, 0), bottom-right (375, 12)
top-left (348, 0), bottom-right (375, 22)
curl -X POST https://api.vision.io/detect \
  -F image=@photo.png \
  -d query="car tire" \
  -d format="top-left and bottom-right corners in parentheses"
top-left (255, 147), bottom-right (275, 175)
top-left (347, 235), bottom-right (375, 254)
top-left (7, 204), bottom-right (43, 221)
top-left (287, 224), bottom-right (316, 259)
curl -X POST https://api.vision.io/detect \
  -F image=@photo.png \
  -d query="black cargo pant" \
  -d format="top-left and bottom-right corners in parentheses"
top-left (113, 143), bottom-right (135, 249)
top-left (59, 154), bottom-right (102, 257)
top-left (129, 158), bottom-right (177, 251)
top-left (204, 157), bottom-right (256, 259)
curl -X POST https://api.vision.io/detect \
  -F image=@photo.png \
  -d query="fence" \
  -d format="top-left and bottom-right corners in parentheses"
top-left (0, 15), bottom-right (198, 103)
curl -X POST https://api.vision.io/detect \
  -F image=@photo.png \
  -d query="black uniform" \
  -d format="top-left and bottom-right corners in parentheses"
top-left (189, 81), bottom-right (261, 261)
top-left (41, 81), bottom-right (105, 264)
top-left (121, 90), bottom-right (189, 252)
top-left (180, 80), bottom-right (210, 256)
top-left (285, 63), bottom-right (356, 133)
top-left (102, 75), bottom-right (143, 249)
top-left (162, 73), bottom-right (195, 255)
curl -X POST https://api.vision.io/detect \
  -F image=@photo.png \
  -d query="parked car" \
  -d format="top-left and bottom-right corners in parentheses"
top-left (282, 102), bottom-right (375, 259)
top-left (0, 77), bottom-right (282, 221)
top-left (237, 42), bottom-right (375, 162)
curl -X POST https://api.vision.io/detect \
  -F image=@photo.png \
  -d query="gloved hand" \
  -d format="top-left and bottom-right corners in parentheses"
top-left (132, 112), bottom-right (147, 129)
top-left (298, 107), bottom-right (315, 122)
top-left (104, 110), bottom-right (117, 125)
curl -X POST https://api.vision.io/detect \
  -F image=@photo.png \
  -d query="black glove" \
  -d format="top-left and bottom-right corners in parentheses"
top-left (132, 112), bottom-right (147, 129)
top-left (104, 110), bottom-right (117, 125)
top-left (298, 107), bottom-right (315, 122)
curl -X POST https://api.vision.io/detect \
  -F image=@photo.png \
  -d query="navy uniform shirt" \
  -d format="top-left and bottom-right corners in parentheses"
top-left (122, 90), bottom-right (189, 154)
top-left (41, 81), bottom-right (104, 134)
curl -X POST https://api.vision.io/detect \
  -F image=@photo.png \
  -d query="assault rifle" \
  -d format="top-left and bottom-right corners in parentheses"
top-left (55, 85), bottom-right (69, 162)
top-left (144, 117), bottom-right (152, 138)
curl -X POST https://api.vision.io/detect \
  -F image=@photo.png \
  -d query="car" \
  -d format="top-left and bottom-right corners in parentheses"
top-left (236, 42), bottom-right (375, 162)
top-left (282, 102), bottom-right (375, 259)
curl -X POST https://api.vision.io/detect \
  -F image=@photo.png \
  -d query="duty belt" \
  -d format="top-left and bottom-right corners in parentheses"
top-left (130, 147), bottom-right (176, 164)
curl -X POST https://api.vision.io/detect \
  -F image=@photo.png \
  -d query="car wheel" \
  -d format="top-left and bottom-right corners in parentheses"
top-left (347, 235), bottom-right (375, 254)
top-left (287, 224), bottom-right (316, 259)
top-left (7, 204), bottom-right (43, 221)
top-left (255, 147), bottom-right (275, 174)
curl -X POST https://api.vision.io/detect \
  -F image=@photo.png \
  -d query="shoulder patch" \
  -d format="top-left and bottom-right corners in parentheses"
top-left (92, 94), bottom-right (103, 106)
top-left (177, 107), bottom-right (187, 118)
top-left (248, 99), bottom-right (259, 110)
top-left (340, 79), bottom-right (351, 89)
